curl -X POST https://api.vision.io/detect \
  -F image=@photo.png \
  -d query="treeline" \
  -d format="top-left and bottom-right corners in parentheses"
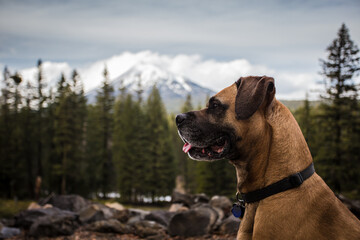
top-left (0, 61), bottom-right (235, 201)
top-left (0, 23), bottom-right (359, 201)
top-left (294, 24), bottom-right (360, 197)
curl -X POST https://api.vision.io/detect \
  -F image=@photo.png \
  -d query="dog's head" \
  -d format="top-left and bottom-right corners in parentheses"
top-left (176, 76), bottom-right (276, 162)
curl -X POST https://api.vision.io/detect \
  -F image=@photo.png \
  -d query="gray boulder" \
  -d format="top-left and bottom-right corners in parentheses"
top-left (113, 209), bottom-right (132, 223)
top-left (144, 210), bottom-right (176, 227)
top-left (28, 209), bottom-right (79, 237)
top-left (168, 205), bottom-right (219, 237)
top-left (171, 191), bottom-right (194, 207)
top-left (337, 194), bottom-right (360, 219)
top-left (218, 215), bottom-right (241, 235)
top-left (133, 220), bottom-right (166, 238)
top-left (78, 203), bottom-right (115, 224)
top-left (45, 194), bottom-right (89, 212)
top-left (209, 195), bottom-right (233, 217)
top-left (168, 203), bottom-right (189, 212)
top-left (86, 219), bottom-right (131, 234)
top-left (0, 223), bottom-right (21, 239)
top-left (127, 209), bottom-right (150, 226)
top-left (15, 207), bottom-right (75, 229)
top-left (192, 203), bottom-right (219, 229)
top-left (194, 193), bottom-right (210, 203)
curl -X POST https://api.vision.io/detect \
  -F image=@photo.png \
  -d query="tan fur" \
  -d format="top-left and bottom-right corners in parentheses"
top-left (211, 82), bottom-right (360, 239)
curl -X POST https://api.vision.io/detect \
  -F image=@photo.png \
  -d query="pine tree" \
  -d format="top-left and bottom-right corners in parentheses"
top-left (294, 94), bottom-right (314, 145)
top-left (144, 86), bottom-right (175, 200)
top-left (0, 67), bottom-right (12, 197)
top-left (0, 67), bottom-right (19, 198)
top-left (51, 70), bottom-right (88, 195)
top-left (96, 66), bottom-right (115, 197)
top-left (53, 73), bottom-right (73, 194)
top-left (114, 92), bottom-right (132, 201)
top-left (43, 87), bottom-right (58, 194)
top-left (68, 70), bottom-right (88, 195)
top-left (21, 81), bottom-right (36, 198)
top-left (317, 23), bottom-right (360, 193)
top-left (34, 59), bottom-right (47, 198)
top-left (9, 73), bottom-right (25, 197)
top-left (85, 104), bottom-right (103, 195)
top-left (179, 94), bottom-right (198, 193)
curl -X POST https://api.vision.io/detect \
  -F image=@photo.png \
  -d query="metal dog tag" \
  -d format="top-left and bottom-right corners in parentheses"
top-left (232, 192), bottom-right (245, 218)
top-left (231, 203), bottom-right (245, 218)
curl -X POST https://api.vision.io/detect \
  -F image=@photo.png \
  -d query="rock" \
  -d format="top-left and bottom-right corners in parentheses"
top-left (212, 206), bottom-right (225, 228)
top-left (133, 220), bottom-right (166, 238)
top-left (78, 203), bottom-right (114, 224)
top-left (192, 203), bottom-right (219, 229)
top-left (27, 202), bottom-right (41, 210)
top-left (127, 209), bottom-right (150, 226)
top-left (209, 195), bottom-right (232, 217)
top-left (15, 207), bottom-right (73, 229)
top-left (28, 202), bottom-right (52, 210)
top-left (144, 210), bottom-right (176, 227)
top-left (1, 218), bottom-right (15, 227)
top-left (129, 209), bottom-right (150, 219)
top-left (0, 223), bottom-right (21, 239)
top-left (194, 193), bottom-right (210, 203)
top-left (28, 209), bottom-right (79, 237)
top-left (127, 215), bottom-right (142, 226)
top-left (146, 234), bottom-right (167, 240)
top-left (105, 202), bottom-right (125, 211)
top-left (86, 219), bottom-right (131, 234)
top-left (171, 191), bottom-right (194, 207)
top-left (45, 194), bottom-right (89, 212)
top-left (218, 215), bottom-right (241, 235)
top-left (113, 209), bottom-right (131, 223)
top-left (337, 194), bottom-right (360, 219)
top-left (168, 206), bottom-right (219, 237)
top-left (168, 203), bottom-right (189, 212)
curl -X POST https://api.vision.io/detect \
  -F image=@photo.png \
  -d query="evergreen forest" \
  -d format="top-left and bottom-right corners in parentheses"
top-left (0, 24), bottom-right (359, 202)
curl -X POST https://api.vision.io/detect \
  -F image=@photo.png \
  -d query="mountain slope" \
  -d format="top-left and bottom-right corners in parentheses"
top-left (86, 63), bottom-right (215, 113)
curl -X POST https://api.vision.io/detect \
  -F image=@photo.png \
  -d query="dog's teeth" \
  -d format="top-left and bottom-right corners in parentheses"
top-left (183, 143), bottom-right (192, 153)
top-left (211, 145), bottom-right (224, 153)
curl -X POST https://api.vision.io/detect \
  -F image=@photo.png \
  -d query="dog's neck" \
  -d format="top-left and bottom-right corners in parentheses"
top-left (233, 100), bottom-right (313, 194)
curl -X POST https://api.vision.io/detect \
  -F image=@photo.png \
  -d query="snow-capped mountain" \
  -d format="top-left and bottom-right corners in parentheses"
top-left (11, 52), bottom-right (216, 112)
top-left (86, 63), bottom-right (215, 112)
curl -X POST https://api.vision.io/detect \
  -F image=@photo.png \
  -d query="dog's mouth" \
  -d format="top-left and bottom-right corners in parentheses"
top-left (181, 136), bottom-right (230, 161)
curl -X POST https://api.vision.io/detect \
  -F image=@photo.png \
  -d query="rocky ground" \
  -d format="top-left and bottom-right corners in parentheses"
top-left (2, 193), bottom-right (359, 239)
top-left (9, 228), bottom-right (236, 240)
top-left (0, 193), bottom-right (240, 239)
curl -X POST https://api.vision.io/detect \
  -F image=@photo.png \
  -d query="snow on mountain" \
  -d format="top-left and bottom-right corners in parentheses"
top-left (19, 61), bottom-right (73, 90)
top-left (3, 51), bottom-right (321, 105)
top-left (12, 52), bottom-right (215, 112)
top-left (86, 63), bottom-right (215, 112)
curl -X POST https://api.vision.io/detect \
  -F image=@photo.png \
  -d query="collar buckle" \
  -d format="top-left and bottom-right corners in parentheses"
top-left (289, 172), bottom-right (304, 187)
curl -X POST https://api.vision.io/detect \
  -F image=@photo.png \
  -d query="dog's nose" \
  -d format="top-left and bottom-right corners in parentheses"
top-left (176, 113), bottom-right (187, 126)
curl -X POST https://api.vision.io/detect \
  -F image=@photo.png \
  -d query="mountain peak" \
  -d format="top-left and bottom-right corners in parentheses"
top-left (86, 62), bottom-right (214, 112)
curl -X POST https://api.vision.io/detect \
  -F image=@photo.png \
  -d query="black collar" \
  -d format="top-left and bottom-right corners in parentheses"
top-left (241, 163), bottom-right (315, 204)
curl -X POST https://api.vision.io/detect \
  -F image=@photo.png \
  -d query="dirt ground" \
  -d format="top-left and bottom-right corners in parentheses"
top-left (9, 228), bottom-right (237, 240)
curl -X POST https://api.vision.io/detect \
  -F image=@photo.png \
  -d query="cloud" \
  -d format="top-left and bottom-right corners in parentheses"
top-left (15, 51), bottom-right (321, 100)
top-left (0, 0), bottom-right (359, 73)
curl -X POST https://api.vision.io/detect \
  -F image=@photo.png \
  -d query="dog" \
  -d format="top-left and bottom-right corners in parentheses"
top-left (176, 76), bottom-right (360, 239)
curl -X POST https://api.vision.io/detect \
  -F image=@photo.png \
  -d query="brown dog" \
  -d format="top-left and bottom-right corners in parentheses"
top-left (176, 76), bottom-right (360, 239)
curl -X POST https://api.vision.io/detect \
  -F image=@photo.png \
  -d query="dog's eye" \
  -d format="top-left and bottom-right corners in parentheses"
top-left (209, 101), bottom-right (220, 109)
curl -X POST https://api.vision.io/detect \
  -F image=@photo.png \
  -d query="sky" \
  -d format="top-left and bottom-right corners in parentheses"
top-left (0, 0), bottom-right (360, 99)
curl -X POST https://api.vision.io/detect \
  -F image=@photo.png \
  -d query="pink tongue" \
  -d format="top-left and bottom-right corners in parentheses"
top-left (211, 145), bottom-right (224, 153)
top-left (183, 143), bottom-right (192, 153)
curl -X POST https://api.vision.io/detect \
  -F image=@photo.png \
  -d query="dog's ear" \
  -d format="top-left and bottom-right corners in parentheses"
top-left (235, 76), bottom-right (276, 120)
